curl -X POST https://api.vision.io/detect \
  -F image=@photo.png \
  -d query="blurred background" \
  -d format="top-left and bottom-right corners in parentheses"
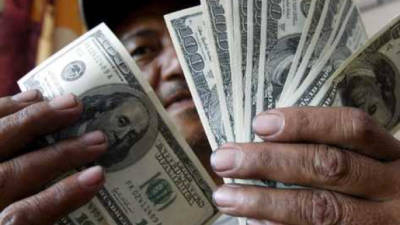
top-left (0, 0), bottom-right (399, 97)
top-left (355, 0), bottom-right (400, 35)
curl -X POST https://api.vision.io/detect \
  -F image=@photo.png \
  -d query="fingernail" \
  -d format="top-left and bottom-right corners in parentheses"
top-left (49, 94), bottom-right (79, 110)
top-left (253, 113), bottom-right (284, 137)
top-left (81, 131), bottom-right (107, 146)
top-left (211, 148), bottom-right (242, 172)
top-left (12, 90), bottom-right (42, 103)
top-left (213, 185), bottom-right (239, 207)
top-left (78, 166), bottom-right (104, 189)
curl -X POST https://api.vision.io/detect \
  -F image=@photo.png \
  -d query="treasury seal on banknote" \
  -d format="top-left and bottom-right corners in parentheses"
top-left (61, 60), bottom-right (86, 81)
top-left (58, 84), bottom-right (158, 172)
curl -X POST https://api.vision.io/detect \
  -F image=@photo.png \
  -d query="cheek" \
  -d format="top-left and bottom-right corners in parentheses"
top-left (141, 62), bottom-right (160, 89)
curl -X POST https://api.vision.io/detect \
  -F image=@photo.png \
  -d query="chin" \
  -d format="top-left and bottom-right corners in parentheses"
top-left (168, 106), bottom-right (215, 180)
top-left (168, 107), bottom-right (208, 150)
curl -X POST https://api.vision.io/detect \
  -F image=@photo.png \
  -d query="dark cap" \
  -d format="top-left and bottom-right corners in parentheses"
top-left (80, 0), bottom-right (199, 30)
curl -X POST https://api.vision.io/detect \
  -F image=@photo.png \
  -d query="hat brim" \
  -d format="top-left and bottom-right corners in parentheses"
top-left (80, 0), bottom-right (199, 30)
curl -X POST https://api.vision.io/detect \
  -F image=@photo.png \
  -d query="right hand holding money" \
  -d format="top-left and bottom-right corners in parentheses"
top-left (0, 90), bottom-right (107, 225)
top-left (212, 107), bottom-right (400, 225)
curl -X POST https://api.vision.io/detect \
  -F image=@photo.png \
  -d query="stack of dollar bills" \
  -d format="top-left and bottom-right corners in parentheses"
top-left (165, 0), bottom-right (371, 147)
top-left (165, 1), bottom-right (400, 224)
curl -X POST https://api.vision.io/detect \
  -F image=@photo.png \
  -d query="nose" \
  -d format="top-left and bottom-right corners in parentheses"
top-left (159, 46), bottom-right (184, 81)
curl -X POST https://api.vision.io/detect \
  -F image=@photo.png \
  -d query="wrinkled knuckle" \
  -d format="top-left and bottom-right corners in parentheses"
top-left (347, 108), bottom-right (375, 140)
top-left (52, 182), bottom-right (69, 204)
top-left (312, 145), bottom-right (349, 185)
top-left (309, 191), bottom-right (341, 225)
top-left (0, 206), bottom-right (31, 225)
top-left (13, 104), bottom-right (44, 128)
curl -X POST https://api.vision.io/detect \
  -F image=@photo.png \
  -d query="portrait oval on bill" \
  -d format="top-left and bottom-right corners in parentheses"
top-left (337, 53), bottom-right (400, 130)
top-left (57, 84), bottom-right (158, 172)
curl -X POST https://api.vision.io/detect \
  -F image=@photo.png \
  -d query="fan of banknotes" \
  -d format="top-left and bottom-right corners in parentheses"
top-left (166, 2), bottom-right (400, 223)
top-left (165, 0), bottom-right (370, 147)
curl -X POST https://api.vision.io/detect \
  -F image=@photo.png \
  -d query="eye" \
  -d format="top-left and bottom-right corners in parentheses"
top-left (118, 115), bottom-right (130, 127)
top-left (131, 46), bottom-right (155, 61)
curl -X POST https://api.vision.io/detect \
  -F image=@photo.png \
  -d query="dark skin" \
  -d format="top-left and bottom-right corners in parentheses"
top-left (213, 108), bottom-right (400, 225)
top-left (1, 2), bottom-right (400, 225)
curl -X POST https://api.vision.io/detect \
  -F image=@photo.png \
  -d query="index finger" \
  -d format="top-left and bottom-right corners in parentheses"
top-left (0, 166), bottom-right (105, 225)
top-left (0, 90), bottom-right (42, 118)
top-left (0, 94), bottom-right (82, 160)
top-left (252, 107), bottom-right (400, 160)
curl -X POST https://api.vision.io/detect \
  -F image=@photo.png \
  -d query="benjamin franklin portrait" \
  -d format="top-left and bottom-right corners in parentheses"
top-left (337, 53), bottom-right (400, 130)
top-left (58, 84), bottom-right (158, 172)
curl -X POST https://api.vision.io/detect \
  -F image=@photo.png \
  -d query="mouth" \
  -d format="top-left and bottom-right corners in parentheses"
top-left (164, 90), bottom-right (194, 112)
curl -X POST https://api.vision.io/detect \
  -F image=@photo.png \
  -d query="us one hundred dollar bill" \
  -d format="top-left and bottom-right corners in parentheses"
top-left (285, 2), bottom-right (367, 106)
top-left (164, 3), bottom-right (240, 199)
top-left (165, 6), bottom-right (227, 150)
top-left (18, 24), bottom-right (220, 225)
top-left (231, 0), bottom-right (246, 142)
top-left (312, 15), bottom-right (400, 133)
top-left (201, 0), bottom-right (235, 142)
top-left (256, 0), bottom-right (307, 112)
top-left (279, 0), bottom-right (321, 102)
top-left (243, 0), bottom-right (263, 142)
top-left (291, 0), bottom-right (346, 91)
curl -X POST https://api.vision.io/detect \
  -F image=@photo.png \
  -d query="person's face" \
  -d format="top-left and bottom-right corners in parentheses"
top-left (114, 3), bottom-right (206, 149)
top-left (88, 99), bottom-right (148, 148)
top-left (348, 77), bottom-right (392, 127)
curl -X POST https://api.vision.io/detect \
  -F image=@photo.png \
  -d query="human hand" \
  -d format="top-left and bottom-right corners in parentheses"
top-left (0, 90), bottom-right (107, 225)
top-left (211, 107), bottom-right (400, 225)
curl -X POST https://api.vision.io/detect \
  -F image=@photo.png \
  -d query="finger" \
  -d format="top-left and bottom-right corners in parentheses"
top-left (0, 166), bottom-right (104, 225)
top-left (252, 107), bottom-right (400, 160)
top-left (213, 185), bottom-right (392, 225)
top-left (0, 131), bottom-right (107, 209)
top-left (0, 90), bottom-right (42, 118)
top-left (0, 94), bottom-right (83, 159)
top-left (212, 143), bottom-right (398, 200)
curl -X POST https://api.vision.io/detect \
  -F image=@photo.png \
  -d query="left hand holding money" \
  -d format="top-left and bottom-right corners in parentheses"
top-left (211, 107), bottom-right (400, 225)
